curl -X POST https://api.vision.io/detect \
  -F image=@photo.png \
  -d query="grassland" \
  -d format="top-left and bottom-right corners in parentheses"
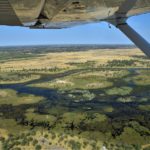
top-left (0, 72), bottom-right (40, 84)
top-left (0, 89), bottom-right (44, 106)
top-left (0, 45), bottom-right (149, 150)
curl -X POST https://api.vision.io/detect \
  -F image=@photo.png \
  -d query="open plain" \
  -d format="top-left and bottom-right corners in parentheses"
top-left (0, 45), bottom-right (149, 150)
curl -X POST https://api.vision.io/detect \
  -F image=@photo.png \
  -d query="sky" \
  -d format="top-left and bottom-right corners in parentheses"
top-left (0, 13), bottom-right (149, 46)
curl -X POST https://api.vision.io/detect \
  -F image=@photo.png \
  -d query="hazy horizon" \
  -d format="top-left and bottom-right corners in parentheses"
top-left (0, 43), bottom-right (136, 47)
top-left (0, 13), bottom-right (149, 46)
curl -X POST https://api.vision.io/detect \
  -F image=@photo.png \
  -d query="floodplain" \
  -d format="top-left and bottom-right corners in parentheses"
top-left (0, 45), bottom-right (149, 150)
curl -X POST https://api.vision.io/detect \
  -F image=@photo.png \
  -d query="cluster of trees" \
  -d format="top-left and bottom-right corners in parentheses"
top-left (21, 67), bottom-right (65, 73)
top-left (107, 60), bottom-right (135, 67)
top-left (0, 72), bottom-right (36, 82)
top-left (0, 107), bottom-right (149, 150)
top-left (2, 134), bottom-right (32, 150)
top-left (17, 118), bottom-right (52, 130)
top-left (1, 131), bottom-right (44, 150)
top-left (68, 61), bottom-right (95, 68)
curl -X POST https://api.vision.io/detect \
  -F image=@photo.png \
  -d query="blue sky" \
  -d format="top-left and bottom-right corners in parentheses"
top-left (0, 13), bottom-right (149, 46)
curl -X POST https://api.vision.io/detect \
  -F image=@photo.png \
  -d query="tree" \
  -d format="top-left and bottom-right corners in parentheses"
top-left (32, 139), bottom-right (38, 146)
top-left (35, 145), bottom-right (42, 150)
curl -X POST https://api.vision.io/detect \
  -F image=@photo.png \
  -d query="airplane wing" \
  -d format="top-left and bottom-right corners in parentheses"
top-left (0, 0), bottom-right (150, 56)
top-left (3, 0), bottom-right (149, 28)
top-left (127, 0), bottom-right (150, 17)
top-left (107, 0), bottom-right (150, 57)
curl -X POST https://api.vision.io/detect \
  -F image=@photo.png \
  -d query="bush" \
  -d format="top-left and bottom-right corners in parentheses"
top-left (106, 87), bottom-right (132, 96)
top-left (32, 139), bottom-right (38, 146)
top-left (35, 145), bottom-right (42, 150)
top-left (69, 140), bottom-right (81, 150)
top-left (44, 134), bottom-right (48, 138)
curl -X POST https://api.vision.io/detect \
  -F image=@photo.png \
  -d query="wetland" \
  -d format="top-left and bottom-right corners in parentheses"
top-left (0, 45), bottom-right (149, 150)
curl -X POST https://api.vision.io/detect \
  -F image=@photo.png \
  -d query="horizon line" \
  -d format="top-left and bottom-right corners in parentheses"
top-left (0, 43), bottom-right (135, 47)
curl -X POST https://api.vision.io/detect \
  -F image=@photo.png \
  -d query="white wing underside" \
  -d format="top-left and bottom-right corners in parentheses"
top-left (4, 0), bottom-right (150, 28)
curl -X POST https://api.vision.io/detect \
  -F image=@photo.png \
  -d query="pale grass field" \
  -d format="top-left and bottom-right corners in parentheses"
top-left (15, 131), bottom-right (103, 150)
top-left (0, 48), bottom-right (146, 72)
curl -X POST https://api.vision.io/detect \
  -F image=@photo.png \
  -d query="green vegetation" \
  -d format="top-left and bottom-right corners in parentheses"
top-left (0, 89), bottom-right (44, 106)
top-left (0, 72), bottom-right (40, 84)
top-left (31, 70), bottom-right (130, 90)
top-left (133, 71), bottom-right (150, 86)
top-left (139, 105), bottom-right (150, 111)
top-left (106, 86), bottom-right (133, 96)
top-left (0, 46), bottom-right (149, 150)
top-left (25, 112), bottom-right (56, 124)
top-left (107, 59), bottom-right (135, 67)
top-left (32, 73), bottom-right (113, 90)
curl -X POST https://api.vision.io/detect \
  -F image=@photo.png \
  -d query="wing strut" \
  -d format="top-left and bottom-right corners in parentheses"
top-left (117, 22), bottom-right (150, 57)
top-left (107, 0), bottom-right (150, 57)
